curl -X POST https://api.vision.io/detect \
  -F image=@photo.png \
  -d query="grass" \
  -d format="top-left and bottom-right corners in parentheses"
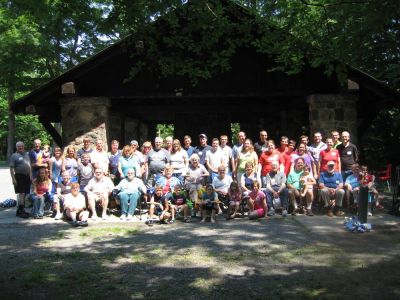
top-left (79, 226), bottom-right (140, 238)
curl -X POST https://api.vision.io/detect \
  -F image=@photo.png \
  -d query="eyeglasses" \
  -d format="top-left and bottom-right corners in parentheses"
top-left (95, 172), bottom-right (103, 174)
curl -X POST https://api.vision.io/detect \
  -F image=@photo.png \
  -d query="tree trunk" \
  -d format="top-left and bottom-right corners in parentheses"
top-left (6, 88), bottom-right (16, 162)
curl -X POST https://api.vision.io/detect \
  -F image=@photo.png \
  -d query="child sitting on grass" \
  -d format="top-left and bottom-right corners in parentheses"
top-left (200, 184), bottom-right (219, 223)
top-left (226, 181), bottom-right (241, 220)
top-left (248, 181), bottom-right (268, 220)
top-left (166, 184), bottom-right (191, 223)
top-left (64, 183), bottom-right (89, 226)
top-left (146, 185), bottom-right (168, 226)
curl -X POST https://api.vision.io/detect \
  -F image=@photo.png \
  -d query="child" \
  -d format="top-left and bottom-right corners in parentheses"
top-left (300, 166), bottom-right (316, 198)
top-left (248, 181), bottom-right (268, 219)
top-left (359, 165), bottom-right (381, 216)
top-left (147, 185), bottom-right (168, 225)
top-left (200, 184), bottom-right (219, 223)
top-left (166, 184), bottom-right (190, 223)
top-left (226, 181), bottom-right (241, 220)
top-left (63, 183), bottom-right (89, 226)
top-left (42, 144), bottom-right (51, 176)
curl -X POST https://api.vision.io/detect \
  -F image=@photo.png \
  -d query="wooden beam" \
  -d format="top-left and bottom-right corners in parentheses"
top-left (39, 118), bottom-right (63, 147)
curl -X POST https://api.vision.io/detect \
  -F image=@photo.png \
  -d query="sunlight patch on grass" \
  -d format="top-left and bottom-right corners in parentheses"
top-left (189, 277), bottom-right (221, 292)
top-left (79, 226), bottom-right (140, 239)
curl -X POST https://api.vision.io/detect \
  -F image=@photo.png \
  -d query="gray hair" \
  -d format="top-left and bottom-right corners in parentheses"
top-left (16, 141), bottom-right (24, 147)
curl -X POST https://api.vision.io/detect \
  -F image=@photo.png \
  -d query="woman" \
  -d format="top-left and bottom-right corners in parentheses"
top-left (184, 153), bottom-right (209, 210)
top-left (290, 143), bottom-right (316, 178)
top-left (235, 139), bottom-right (258, 181)
top-left (140, 141), bottom-right (152, 182)
top-left (258, 140), bottom-right (284, 187)
top-left (155, 166), bottom-right (181, 195)
top-left (169, 139), bottom-right (189, 183)
top-left (62, 146), bottom-right (78, 182)
top-left (118, 145), bottom-right (140, 179)
top-left (49, 147), bottom-right (63, 191)
top-left (240, 162), bottom-right (262, 198)
top-left (31, 167), bottom-right (52, 219)
top-left (115, 168), bottom-right (147, 221)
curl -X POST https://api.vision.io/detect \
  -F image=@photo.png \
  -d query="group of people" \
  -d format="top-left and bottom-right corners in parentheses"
top-left (9, 129), bottom-right (383, 226)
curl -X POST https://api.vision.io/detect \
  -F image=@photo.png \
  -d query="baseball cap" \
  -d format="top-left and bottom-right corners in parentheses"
top-left (327, 161), bottom-right (335, 166)
top-left (130, 140), bottom-right (139, 146)
top-left (199, 133), bottom-right (207, 139)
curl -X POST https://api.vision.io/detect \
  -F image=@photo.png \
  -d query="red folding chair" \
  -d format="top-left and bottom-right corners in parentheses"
top-left (375, 164), bottom-right (392, 192)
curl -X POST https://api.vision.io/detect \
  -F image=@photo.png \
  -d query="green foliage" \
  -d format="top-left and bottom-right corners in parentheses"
top-left (156, 124), bottom-right (174, 139)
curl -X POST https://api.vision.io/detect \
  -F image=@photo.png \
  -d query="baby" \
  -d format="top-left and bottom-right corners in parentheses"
top-left (300, 166), bottom-right (316, 197)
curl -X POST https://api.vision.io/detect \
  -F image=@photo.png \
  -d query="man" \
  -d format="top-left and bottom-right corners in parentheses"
top-left (219, 134), bottom-right (234, 175)
top-left (283, 139), bottom-right (296, 176)
top-left (193, 133), bottom-right (212, 166)
top-left (337, 131), bottom-right (358, 182)
top-left (183, 135), bottom-right (194, 158)
top-left (77, 136), bottom-right (93, 163)
top-left (85, 168), bottom-right (115, 220)
top-left (308, 132), bottom-right (327, 176)
top-left (146, 137), bottom-right (170, 187)
top-left (232, 131), bottom-right (246, 160)
top-left (265, 160), bottom-right (288, 217)
top-left (54, 172), bottom-right (74, 220)
top-left (29, 138), bottom-right (47, 179)
top-left (331, 130), bottom-right (342, 149)
top-left (277, 136), bottom-right (289, 154)
top-left (90, 139), bottom-right (109, 175)
top-left (108, 140), bottom-right (122, 184)
top-left (254, 130), bottom-right (268, 157)
top-left (10, 141), bottom-right (31, 218)
top-left (205, 138), bottom-right (225, 182)
top-left (319, 161), bottom-right (345, 217)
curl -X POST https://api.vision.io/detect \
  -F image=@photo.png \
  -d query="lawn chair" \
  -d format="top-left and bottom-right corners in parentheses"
top-left (375, 164), bottom-right (392, 192)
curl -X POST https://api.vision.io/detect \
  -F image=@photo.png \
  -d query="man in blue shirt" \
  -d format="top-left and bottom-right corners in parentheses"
top-left (319, 160), bottom-right (345, 217)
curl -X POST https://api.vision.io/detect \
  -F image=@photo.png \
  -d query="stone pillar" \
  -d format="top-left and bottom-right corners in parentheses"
top-left (307, 94), bottom-right (358, 143)
top-left (59, 97), bottom-right (110, 150)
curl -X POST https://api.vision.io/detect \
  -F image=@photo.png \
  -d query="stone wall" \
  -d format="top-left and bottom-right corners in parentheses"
top-left (307, 93), bottom-right (358, 143)
top-left (59, 97), bottom-right (110, 150)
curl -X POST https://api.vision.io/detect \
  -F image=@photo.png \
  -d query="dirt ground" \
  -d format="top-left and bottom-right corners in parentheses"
top-left (0, 210), bottom-right (399, 300)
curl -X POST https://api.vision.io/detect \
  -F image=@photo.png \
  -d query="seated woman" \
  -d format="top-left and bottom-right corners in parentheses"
top-left (200, 184), bottom-right (219, 223)
top-left (166, 184), bottom-right (191, 223)
top-left (115, 168), bottom-right (147, 221)
top-left (240, 162), bottom-right (262, 198)
top-left (248, 181), bottom-right (268, 219)
top-left (155, 166), bottom-right (181, 195)
top-left (63, 183), bottom-right (89, 226)
top-left (31, 167), bottom-right (52, 219)
top-left (184, 154), bottom-right (209, 214)
top-left (146, 185), bottom-right (168, 225)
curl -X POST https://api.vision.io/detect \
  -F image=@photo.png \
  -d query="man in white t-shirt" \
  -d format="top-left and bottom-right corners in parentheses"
top-left (205, 138), bottom-right (225, 183)
top-left (90, 139), bottom-right (109, 175)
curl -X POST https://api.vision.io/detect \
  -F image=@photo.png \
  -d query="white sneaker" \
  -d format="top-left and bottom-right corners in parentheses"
top-left (282, 210), bottom-right (288, 217)
top-left (91, 215), bottom-right (98, 221)
top-left (102, 214), bottom-right (109, 220)
top-left (367, 211), bottom-right (372, 216)
top-left (54, 213), bottom-right (62, 220)
top-left (126, 215), bottom-right (133, 221)
top-left (120, 215), bottom-right (126, 221)
top-left (267, 208), bottom-right (275, 216)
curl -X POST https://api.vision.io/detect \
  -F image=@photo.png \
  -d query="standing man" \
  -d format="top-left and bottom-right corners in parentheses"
top-left (77, 136), bottom-right (93, 163)
top-left (183, 135), bottom-right (194, 158)
top-left (10, 141), bottom-right (31, 218)
top-left (90, 139), bottom-right (109, 175)
top-left (205, 138), bottom-right (225, 182)
top-left (254, 130), bottom-right (268, 157)
top-left (337, 131), bottom-right (358, 182)
top-left (308, 132), bottom-right (327, 178)
top-left (29, 138), bottom-right (46, 179)
top-left (108, 140), bottom-right (122, 185)
top-left (146, 137), bottom-right (170, 187)
top-left (331, 130), bottom-right (342, 149)
top-left (232, 131), bottom-right (246, 160)
top-left (219, 134), bottom-right (234, 175)
top-left (193, 133), bottom-right (212, 166)
top-left (277, 136), bottom-right (289, 154)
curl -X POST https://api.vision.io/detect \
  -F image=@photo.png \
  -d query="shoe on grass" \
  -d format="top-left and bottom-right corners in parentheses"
top-left (54, 213), bottom-right (63, 220)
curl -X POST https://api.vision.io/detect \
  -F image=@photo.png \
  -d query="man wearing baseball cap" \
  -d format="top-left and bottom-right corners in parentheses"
top-left (193, 134), bottom-right (212, 166)
top-left (319, 160), bottom-right (345, 217)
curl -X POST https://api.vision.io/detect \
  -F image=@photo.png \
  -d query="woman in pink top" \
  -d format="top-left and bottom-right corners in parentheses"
top-left (248, 181), bottom-right (268, 219)
top-left (31, 167), bottom-right (52, 219)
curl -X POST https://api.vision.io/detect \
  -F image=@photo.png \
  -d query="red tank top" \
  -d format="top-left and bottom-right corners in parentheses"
top-left (36, 181), bottom-right (49, 195)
